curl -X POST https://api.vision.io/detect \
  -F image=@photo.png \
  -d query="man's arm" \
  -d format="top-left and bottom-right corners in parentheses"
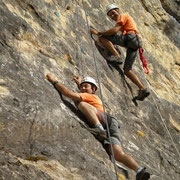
top-left (100, 24), bottom-right (121, 36)
top-left (73, 76), bottom-right (82, 89)
top-left (46, 73), bottom-right (82, 101)
top-left (90, 24), bottom-right (121, 37)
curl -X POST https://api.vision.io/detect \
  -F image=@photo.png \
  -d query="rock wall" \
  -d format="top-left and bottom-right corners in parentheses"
top-left (0, 0), bottom-right (180, 180)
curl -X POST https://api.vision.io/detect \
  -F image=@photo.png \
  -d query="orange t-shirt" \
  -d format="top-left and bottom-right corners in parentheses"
top-left (116, 13), bottom-right (138, 35)
top-left (80, 93), bottom-right (104, 112)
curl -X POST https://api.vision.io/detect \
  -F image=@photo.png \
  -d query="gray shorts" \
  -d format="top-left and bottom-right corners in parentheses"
top-left (103, 33), bottom-right (142, 70)
top-left (103, 117), bottom-right (122, 147)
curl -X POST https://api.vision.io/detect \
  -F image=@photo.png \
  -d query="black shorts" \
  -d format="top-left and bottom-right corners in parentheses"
top-left (103, 117), bottom-right (122, 147)
top-left (103, 33), bottom-right (142, 70)
top-left (96, 110), bottom-right (122, 147)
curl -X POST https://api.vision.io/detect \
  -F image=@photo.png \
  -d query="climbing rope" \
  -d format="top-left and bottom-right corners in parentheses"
top-left (133, 94), bottom-right (164, 179)
top-left (75, 2), bottom-right (179, 179)
top-left (151, 90), bottom-right (180, 158)
top-left (137, 55), bottom-right (180, 159)
top-left (81, 1), bottom-right (119, 179)
top-left (135, 47), bottom-right (180, 180)
top-left (75, 0), bottom-right (87, 78)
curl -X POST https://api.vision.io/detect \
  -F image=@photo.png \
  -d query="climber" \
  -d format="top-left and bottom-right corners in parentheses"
top-left (46, 74), bottom-right (107, 140)
top-left (46, 73), bottom-right (150, 180)
top-left (90, 4), bottom-right (150, 101)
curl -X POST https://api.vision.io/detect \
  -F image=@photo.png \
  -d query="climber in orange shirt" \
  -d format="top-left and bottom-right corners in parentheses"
top-left (90, 4), bottom-right (150, 101)
top-left (46, 73), bottom-right (150, 180)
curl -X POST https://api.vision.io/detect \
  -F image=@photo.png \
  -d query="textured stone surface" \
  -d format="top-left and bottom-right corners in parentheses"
top-left (0, 0), bottom-right (180, 179)
top-left (0, 150), bottom-right (52, 180)
top-left (160, 0), bottom-right (180, 23)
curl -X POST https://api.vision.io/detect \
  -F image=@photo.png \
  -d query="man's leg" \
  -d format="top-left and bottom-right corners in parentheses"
top-left (78, 101), bottom-right (107, 140)
top-left (124, 68), bottom-right (144, 90)
top-left (90, 28), bottom-right (121, 58)
top-left (108, 144), bottom-right (138, 171)
top-left (108, 144), bottom-right (150, 180)
top-left (99, 37), bottom-right (120, 58)
top-left (124, 48), bottom-right (150, 100)
top-left (124, 68), bottom-right (150, 101)
top-left (106, 118), bottom-right (150, 179)
top-left (78, 101), bottom-right (100, 126)
top-left (124, 48), bottom-right (144, 90)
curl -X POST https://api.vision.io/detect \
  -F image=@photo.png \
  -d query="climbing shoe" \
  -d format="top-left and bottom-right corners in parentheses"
top-left (88, 127), bottom-right (107, 141)
top-left (106, 56), bottom-right (123, 65)
top-left (136, 168), bottom-right (150, 180)
top-left (136, 89), bottom-right (150, 101)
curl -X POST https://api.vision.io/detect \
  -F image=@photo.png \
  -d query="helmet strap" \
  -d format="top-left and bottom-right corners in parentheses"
top-left (115, 8), bottom-right (120, 15)
top-left (90, 84), bottom-right (96, 94)
top-left (92, 86), bottom-right (96, 94)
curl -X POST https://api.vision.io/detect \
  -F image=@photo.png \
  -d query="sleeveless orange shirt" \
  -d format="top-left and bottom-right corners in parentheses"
top-left (116, 13), bottom-right (138, 35)
top-left (80, 93), bottom-right (104, 112)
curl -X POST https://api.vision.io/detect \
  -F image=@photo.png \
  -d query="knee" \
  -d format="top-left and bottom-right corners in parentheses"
top-left (114, 148), bottom-right (125, 157)
top-left (124, 68), bottom-right (130, 75)
top-left (110, 145), bottom-right (126, 161)
top-left (114, 150), bottom-right (126, 162)
top-left (98, 36), bottom-right (103, 42)
top-left (77, 101), bottom-right (86, 110)
top-left (99, 36), bottom-right (107, 43)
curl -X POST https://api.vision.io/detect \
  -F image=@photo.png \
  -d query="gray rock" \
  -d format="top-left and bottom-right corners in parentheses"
top-left (0, 0), bottom-right (180, 180)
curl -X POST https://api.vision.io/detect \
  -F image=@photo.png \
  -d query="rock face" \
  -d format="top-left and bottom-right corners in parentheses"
top-left (160, 0), bottom-right (180, 23)
top-left (0, 0), bottom-right (180, 180)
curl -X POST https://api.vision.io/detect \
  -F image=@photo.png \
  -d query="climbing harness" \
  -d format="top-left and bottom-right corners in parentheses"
top-left (139, 48), bottom-right (149, 74)
top-left (81, 1), bottom-right (119, 180)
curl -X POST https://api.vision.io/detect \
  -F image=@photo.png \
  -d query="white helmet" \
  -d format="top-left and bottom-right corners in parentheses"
top-left (106, 4), bottom-right (119, 15)
top-left (80, 77), bottom-right (98, 91)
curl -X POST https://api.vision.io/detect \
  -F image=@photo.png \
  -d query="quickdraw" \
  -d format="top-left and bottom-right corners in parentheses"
top-left (139, 48), bottom-right (149, 74)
